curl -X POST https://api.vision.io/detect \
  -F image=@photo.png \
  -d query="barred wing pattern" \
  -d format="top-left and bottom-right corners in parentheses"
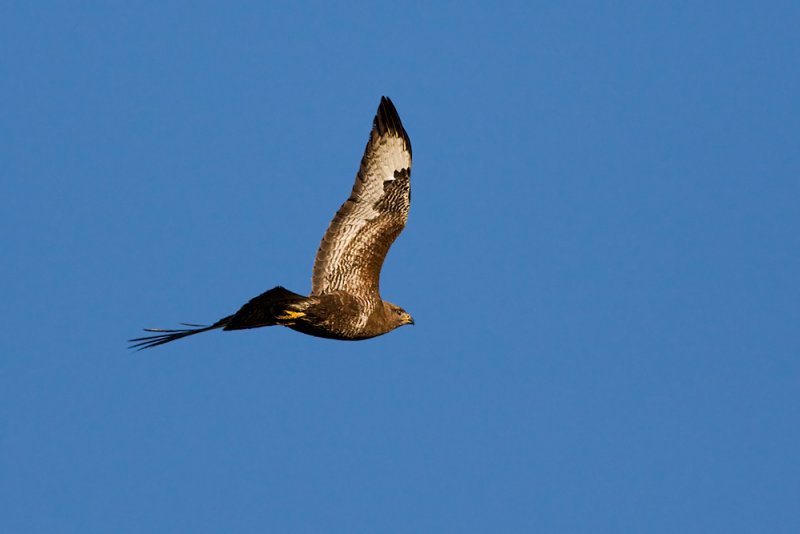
top-left (311, 97), bottom-right (412, 302)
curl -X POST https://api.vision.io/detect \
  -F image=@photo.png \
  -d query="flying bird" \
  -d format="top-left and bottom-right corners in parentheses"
top-left (130, 97), bottom-right (414, 349)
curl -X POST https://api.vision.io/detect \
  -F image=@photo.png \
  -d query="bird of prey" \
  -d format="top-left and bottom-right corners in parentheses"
top-left (129, 97), bottom-right (414, 349)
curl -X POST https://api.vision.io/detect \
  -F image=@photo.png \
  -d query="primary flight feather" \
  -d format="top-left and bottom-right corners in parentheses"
top-left (129, 97), bottom-right (413, 350)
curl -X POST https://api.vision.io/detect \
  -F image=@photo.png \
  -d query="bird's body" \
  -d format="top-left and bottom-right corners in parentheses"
top-left (130, 97), bottom-right (413, 350)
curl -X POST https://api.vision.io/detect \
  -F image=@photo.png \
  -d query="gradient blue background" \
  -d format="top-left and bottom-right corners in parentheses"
top-left (2, 2), bottom-right (798, 532)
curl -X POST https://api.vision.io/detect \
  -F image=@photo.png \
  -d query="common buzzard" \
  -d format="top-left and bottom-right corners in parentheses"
top-left (130, 97), bottom-right (413, 349)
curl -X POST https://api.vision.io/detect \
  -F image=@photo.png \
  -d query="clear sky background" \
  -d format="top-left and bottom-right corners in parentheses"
top-left (2, 2), bottom-right (798, 532)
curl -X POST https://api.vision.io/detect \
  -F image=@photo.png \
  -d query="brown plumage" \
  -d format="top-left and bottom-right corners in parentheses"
top-left (129, 97), bottom-right (413, 350)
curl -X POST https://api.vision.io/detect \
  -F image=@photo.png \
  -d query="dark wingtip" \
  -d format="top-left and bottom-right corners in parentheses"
top-left (127, 318), bottom-right (229, 350)
top-left (374, 96), bottom-right (411, 156)
top-left (128, 326), bottom-right (201, 350)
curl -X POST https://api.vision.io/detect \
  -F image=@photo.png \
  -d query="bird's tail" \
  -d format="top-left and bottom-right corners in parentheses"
top-left (223, 286), bottom-right (307, 330)
top-left (128, 286), bottom-right (306, 350)
top-left (128, 316), bottom-right (233, 350)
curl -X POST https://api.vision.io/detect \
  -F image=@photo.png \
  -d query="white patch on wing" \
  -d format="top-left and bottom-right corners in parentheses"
top-left (311, 134), bottom-right (411, 297)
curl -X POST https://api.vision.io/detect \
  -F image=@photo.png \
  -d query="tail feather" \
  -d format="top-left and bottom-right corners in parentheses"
top-left (128, 316), bottom-right (232, 350)
top-left (128, 286), bottom-right (306, 350)
top-left (223, 286), bottom-right (306, 331)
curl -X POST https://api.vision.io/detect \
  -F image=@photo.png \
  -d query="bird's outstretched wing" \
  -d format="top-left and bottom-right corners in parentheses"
top-left (311, 96), bottom-right (412, 300)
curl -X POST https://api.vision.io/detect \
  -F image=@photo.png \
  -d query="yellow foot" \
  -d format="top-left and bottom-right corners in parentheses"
top-left (276, 309), bottom-right (306, 321)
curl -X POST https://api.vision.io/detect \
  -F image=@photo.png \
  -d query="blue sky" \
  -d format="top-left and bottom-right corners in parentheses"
top-left (2, 1), bottom-right (798, 532)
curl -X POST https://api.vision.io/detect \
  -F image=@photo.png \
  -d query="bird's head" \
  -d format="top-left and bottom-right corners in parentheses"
top-left (384, 302), bottom-right (415, 329)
